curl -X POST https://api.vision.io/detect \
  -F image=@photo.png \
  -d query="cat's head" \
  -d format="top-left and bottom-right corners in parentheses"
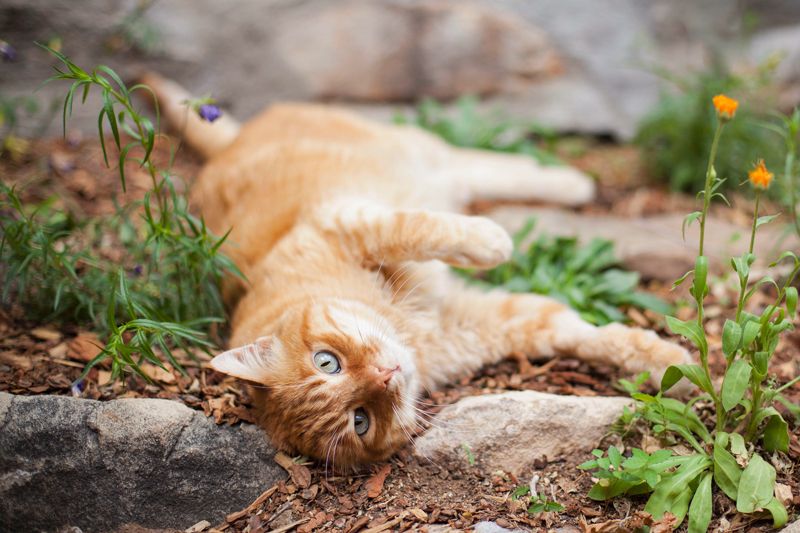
top-left (210, 298), bottom-right (419, 469)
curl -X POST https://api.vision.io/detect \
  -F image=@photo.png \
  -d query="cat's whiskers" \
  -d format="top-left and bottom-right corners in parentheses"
top-left (324, 428), bottom-right (346, 478)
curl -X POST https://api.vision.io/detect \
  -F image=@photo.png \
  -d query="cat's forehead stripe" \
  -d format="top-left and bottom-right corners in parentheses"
top-left (321, 301), bottom-right (386, 344)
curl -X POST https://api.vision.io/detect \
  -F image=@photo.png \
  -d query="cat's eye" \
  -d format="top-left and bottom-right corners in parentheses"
top-left (313, 350), bottom-right (341, 374)
top-left (354, 408), bottom-right (369, 436)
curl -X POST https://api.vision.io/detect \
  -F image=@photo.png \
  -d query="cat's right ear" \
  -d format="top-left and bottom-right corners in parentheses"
top-left (210, 336), bottom-right (276, 383)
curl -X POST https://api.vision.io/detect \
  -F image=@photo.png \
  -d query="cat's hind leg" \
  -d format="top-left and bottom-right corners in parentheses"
top-left (419, 283), bottom-right (691, 391)
top-left (445, 147), bottom-right (596, 206)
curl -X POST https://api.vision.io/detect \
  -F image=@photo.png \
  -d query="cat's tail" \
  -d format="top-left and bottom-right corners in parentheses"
top-left (139, 72), bottom-right (240, 160)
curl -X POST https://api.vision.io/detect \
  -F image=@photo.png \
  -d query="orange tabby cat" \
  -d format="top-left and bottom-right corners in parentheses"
top-left (143, 74), bottom-right (691, 469)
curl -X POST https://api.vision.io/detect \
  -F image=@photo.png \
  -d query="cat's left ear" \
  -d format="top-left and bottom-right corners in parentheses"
top-left (210, 336), bottom-right (276, 383)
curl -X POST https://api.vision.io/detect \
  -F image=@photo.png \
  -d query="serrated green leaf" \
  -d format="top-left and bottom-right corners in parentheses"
top-left (721, 359), bottom-right (752, 411)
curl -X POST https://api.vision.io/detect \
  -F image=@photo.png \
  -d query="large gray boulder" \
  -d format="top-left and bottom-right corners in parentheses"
top-left (0, 392), bottom-right (284, 533)
top-left (2, 0), bottom-right (798, 140)
top-left (414, 390), bottom-right (631, 474)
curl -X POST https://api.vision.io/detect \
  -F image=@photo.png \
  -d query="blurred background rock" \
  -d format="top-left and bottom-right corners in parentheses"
top-left (1, 0), bottom-right (799, 140)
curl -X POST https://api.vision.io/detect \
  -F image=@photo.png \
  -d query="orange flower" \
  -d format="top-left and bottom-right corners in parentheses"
top-left (712, 94), bottom-right (738, 120)
top-left (748, 159), bottom-right (773, 190)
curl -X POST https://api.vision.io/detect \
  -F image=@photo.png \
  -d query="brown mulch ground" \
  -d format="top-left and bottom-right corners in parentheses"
top-left (2, 136), bottom-right (800, 532)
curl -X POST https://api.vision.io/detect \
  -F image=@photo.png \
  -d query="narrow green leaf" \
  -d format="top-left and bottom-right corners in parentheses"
top-left (96, 65), bottom-right (128, 96)
top-left (736, 453), bottom-right (776, 513)
top-left (721, 359), bottom-right (752, 411)
top-left (713, 434), bottom-right (742, 500)
top-left (755, 214), bottom-right (780, 228)
top-left (742, 320), bottom-right (760, 348)
top-left (661, 364), bottom-right (714, 394)
top-left (672, 269), bottom-right (693, 289)
top-left (682, 211), bottom-right (702, 241)
top-left (764, 497), bottom-right (788, 528)
top-left (97, 108), bottom-right (109, 166)
top-left (665, 316), bottom-right (708, 355)
top-left (687, 473), bottom-right (712, 533)
top-left (786, 286), bottom-right (797, 318)
top-left (721, 319), bottom-right (742, 360)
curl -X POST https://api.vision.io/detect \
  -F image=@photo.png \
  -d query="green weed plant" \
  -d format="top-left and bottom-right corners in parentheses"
top-left (581, 96), bottom-right (799, 531)
top-left (0, 45), bottom-right (241, 382)
top-left (395, 96), bottom-right (562, 165)
top-left (461, 219), bottom-right (670, 326)
top-left (636, 58), bottom-right (783, 195)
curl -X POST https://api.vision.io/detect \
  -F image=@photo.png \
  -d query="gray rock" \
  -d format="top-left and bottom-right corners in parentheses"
top-left (414, 390), bottom-right (631, 474)
top-left (0, 392), bottom-right (284, 533)
top-left (487, 206), bottom-right (800, 282)
top-left (473, 521), bottom-right (528, 533)
top-left (2, 0), bottom-right (797, 140)
top-left (782, 519), bottom-right (800, 533)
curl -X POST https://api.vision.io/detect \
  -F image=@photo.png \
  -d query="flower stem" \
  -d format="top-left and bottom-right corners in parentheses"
top-left (735, 192), bottom-right (760, 323)
top-left (698, 122), bottom-right (724, 258)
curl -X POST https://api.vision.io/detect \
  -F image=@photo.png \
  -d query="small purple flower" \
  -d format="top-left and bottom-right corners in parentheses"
top-left (198, 104), bottom-right (222, 123)
top-left (0, 40), bottom-right (17, 62)
top-left (132, 264), bottom-right (143, 276)
top-left (70, 379), bottom-right (85, 397)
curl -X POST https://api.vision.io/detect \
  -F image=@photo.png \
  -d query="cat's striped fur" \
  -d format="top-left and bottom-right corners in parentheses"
top-left (144, 73), bottom-right (691, 469)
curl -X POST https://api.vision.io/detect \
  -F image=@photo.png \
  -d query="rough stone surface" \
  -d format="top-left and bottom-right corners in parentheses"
top-left (473, 521), bottom-right (528, 533)
top-left (2, 0), bottom-right (798, 139)
top-left (487, 206), bottom-right (800, 282)
top-left (782, 519), bottom-right (800, 533)
top-left (0, 392), bottom-right (284, 533)
top-left (414, 390), bottom-right (631, 474)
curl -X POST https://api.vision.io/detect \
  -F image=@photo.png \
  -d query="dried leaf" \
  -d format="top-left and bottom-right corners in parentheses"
top-left (288, 464), bottom-right (312, 489)
top-left (580, 510), bottom-right (653, 532)
top-left (650, 512), bottom-right (677, 533)
top-left (409, 508), bottom-right (428, 521)
top-left (364, 464), bottom-right (392, 498)
top-left (68, 333), bottom-right (103, 362)
top-left (31, 327), bottom-right (62, 342)
top-left (775, 482), bottom-right (793, 507)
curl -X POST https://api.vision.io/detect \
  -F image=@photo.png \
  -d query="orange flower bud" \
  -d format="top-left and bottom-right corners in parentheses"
top-left (712, 94), bottom-right (739, 120)
top-left (748, 159), bottom-right (773, 190)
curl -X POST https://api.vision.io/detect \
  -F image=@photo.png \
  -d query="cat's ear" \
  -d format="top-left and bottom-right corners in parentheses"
top-left (210, 336), bottom-right (276, 382)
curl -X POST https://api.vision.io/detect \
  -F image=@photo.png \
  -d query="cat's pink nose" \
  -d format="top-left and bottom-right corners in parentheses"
top-left (373, 365), bottom-right (400, 389)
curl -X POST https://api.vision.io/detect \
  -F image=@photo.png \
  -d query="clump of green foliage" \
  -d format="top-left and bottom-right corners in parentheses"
top-left (636, 58), bottom-right (783, 194)
top-left (395, 96), bottom-right (562, 165)
top-left (0, 45), bottom-right (241, 382)
top-left (511, 484), bottom-right (564, 515)
top-left (582, 98), bottom-right (799, 531)
top-left (461, 219), bottom-right (670, 326)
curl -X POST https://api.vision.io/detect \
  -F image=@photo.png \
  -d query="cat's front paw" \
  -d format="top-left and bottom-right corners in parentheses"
top-left (450, 218), bottom-right (513, 268)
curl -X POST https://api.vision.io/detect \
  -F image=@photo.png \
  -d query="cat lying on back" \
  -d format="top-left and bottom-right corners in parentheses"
top-left (143, 73), bottom-right (691, 469)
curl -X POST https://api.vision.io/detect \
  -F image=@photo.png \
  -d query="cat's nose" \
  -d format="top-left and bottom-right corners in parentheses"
top-left (372, 365), bottom-right (400, 389)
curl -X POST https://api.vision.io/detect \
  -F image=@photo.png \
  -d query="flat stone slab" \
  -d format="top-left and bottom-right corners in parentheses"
top-left (414, 390), bottom-right (631, 474)
top-left (0, 392), bottom-right (284, 533)
top-left (487, 206), bottom-right (799, 282)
